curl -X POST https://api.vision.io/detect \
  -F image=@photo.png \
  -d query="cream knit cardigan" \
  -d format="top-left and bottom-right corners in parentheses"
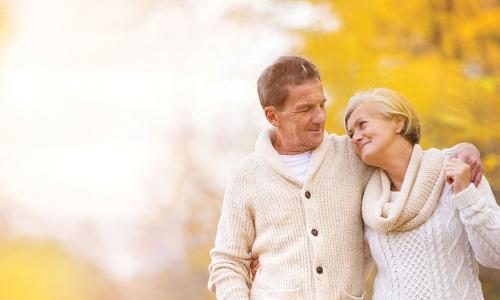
top-left (208, 128), bottom-right (374, 300)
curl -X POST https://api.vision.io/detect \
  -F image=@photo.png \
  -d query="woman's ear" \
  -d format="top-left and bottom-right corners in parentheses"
top-left (264, 106), bottom-right (280, 127)
top-left (394, 116), bottom-right (405, 134)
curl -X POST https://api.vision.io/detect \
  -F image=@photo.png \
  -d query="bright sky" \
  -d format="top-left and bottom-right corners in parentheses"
top-left (0, 0), bottom-right (336, 279)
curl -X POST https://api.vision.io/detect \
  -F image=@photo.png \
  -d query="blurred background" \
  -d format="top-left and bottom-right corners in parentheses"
top-left (0, 0), bottom-right (498, 299)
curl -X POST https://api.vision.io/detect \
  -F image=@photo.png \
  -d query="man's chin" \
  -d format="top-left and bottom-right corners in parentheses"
top-left (308, 135), bottom-right (324, 148)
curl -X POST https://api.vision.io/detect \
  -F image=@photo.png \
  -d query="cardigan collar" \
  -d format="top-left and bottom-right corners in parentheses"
top-left (255, 127), bottom-right (331, 187)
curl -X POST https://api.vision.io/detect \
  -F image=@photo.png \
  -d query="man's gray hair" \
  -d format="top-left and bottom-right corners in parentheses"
top-left (257, 56), bottom-right (321, 109)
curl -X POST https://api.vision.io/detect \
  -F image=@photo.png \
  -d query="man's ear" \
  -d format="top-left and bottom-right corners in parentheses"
top-left (394, 116), bottom-right (405, 134)
top-left (264, 106), bottom-right (280, 127)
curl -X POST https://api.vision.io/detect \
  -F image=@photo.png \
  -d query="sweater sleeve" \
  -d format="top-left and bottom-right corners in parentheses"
top-left (440, 145), bottom-right (458, 157)
top-left (207, 170), bottom-right (255, 300)
top-left (452, 176), bottom-right (500, 269)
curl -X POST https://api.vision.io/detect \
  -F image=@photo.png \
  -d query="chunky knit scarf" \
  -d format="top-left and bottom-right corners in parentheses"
top-left (362, 144), bottom-right (446, 233)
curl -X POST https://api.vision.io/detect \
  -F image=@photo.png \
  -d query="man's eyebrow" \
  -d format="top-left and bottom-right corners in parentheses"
top-left (296, 99), bottom-right (327, 110)
top-left (295, 103), bottom-right (312, 110)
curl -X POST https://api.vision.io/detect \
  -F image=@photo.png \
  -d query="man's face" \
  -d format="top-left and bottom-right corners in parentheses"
top-left (270, 80), bottom-right (327, 154)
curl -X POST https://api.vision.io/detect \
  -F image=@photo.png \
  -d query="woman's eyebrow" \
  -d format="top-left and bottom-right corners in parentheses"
top-left (346, 121), bottom-right (356, 136)
top-left (347, 117), bottom-right (364, 135)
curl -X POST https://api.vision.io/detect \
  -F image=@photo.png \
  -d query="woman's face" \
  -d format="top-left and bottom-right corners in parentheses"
top-left (346, 103), bottom-right (403, 167)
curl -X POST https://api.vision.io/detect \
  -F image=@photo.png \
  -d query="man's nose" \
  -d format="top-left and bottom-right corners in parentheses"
top-left (312, 107), bottom-right (326, 123)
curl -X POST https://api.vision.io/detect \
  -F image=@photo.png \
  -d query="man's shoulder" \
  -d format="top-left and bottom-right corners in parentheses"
top-left (327, 133), bottom-right (350, 143)
top-left (229, 151), bottom-right (263, 177)
top-left (325, 133), bottom-right (356, 154)
top-left (324, 132), bottom-right (373, 173)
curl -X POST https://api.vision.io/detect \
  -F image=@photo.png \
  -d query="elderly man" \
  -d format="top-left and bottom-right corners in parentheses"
top-left (208, 56), bottom-right (482, 300)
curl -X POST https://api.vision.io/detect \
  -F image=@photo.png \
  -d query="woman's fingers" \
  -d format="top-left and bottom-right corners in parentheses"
top-left (250, 257), bottom-right (260, 278)
top-left (472, 164), bottom-right (483, 187)
top-left (444, 158), bottom-right (471, 194)
top-left (453, 152), bottom-right (483, 186)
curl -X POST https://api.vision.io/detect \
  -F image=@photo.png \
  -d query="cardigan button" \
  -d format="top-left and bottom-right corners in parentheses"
top-left (311, 229), bottom-right (318, 236)
top-left (316, 266), bottom-right (323, 274)
top-left (305, 191), bottom-right (311, 199)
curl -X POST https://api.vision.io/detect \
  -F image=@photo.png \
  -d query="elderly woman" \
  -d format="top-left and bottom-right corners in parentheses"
top-left (344, 88), bottom-right (500, 299)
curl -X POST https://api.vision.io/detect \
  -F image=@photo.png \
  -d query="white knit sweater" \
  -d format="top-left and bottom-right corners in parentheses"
top-left (208, 128), bottom-right (374, 300)
top-left (366, 179), bottom-right (500, 300)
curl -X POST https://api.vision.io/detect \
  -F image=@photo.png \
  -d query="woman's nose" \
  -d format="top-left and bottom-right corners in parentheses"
top-left (352, 130), bottom-right (363, 144)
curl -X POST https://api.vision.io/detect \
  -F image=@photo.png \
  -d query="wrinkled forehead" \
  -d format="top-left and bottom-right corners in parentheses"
top-left (284, 80), bottom-right (325, 104)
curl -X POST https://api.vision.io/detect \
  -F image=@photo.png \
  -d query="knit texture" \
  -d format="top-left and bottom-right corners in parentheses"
top-left (362, 145), bottom-right (446, 232)
top-left (366, 177), bottom-right (500, 300)
top-left (208, 127), bottom-right (374, 300)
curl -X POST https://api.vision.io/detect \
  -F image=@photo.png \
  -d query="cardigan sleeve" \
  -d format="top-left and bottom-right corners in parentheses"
top-left (452, 176), bottom-right (500, 269)
top-left (207, 169), bottom-right (255, 300)
top-left (362, 228), bottom-right (375, 282)
top-left (440, 145), bottom-right (457, 157)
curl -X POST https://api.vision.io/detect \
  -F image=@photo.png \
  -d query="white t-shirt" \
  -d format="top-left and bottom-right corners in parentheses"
top-left (280, 151), bottom-right (312, 182)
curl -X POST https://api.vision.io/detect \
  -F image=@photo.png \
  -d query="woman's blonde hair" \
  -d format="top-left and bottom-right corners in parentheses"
top-left (344, 88), bottom-right (421, 145)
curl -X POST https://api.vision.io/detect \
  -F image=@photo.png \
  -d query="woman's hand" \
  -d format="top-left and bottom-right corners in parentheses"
top-left (250, 257), bottom-right (260, 279)
top-left (444, 157), bottom-right (471, 194)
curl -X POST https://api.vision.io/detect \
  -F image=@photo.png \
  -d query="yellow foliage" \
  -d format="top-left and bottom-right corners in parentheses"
top-left (301, 0), bottom-right (500, 193)
top-left (300, 1), bottom-right (500, 295)
top-left (484, 154), bottom-right (499, 172)
top-left (0, 239), bottom-right (117, 300)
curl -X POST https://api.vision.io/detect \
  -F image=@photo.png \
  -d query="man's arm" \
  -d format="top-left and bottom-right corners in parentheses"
top-left (362, 231), bottom-right (375, 286)
top-left (208, 172), bottom-right (255, 300)
top-left (443, 142), bottom-right (484, 186)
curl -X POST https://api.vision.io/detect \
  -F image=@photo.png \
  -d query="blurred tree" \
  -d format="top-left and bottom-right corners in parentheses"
top-left (301, 0), bottom-right (500, 191)
top-left (172, 120), bottom-right (230, 300)
top-left (0, 238), bottom-right (120, 300)
top-left (300, 0), bottom-right (500, 297)
top-left (163, 109), bottom-right (258, 299)
top-left (0, 2), bottom-right (8, 57)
